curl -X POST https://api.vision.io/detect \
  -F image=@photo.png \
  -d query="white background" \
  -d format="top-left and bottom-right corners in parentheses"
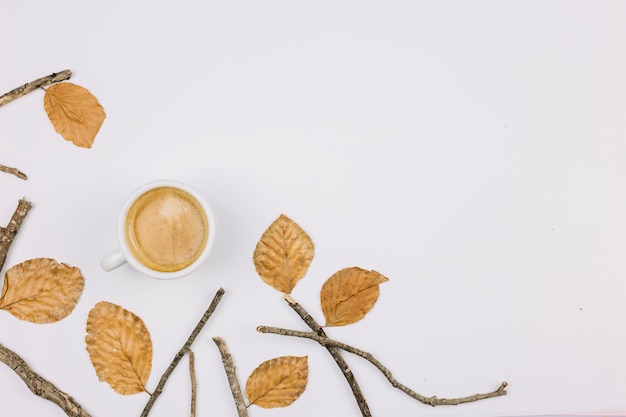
top-left (1, 1), bottom-right (626, 416)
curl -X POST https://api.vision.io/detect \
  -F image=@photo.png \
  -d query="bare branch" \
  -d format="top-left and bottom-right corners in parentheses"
top-left (0, 70), bottom-right (72, 107)
top-left (189, 350), bottom-right (197, 417)
top-left (141, 287), bottom-right (225, 417)
top-left (257, 325), bottom-right (507, 407)
top-left (283, 294), bottom-right (371, 417)
top-left (0, 164), bottom-right (27, 180)
top-left (0, 342), bottom-right (92, 417)
top-left (0, 199), bottom-right (92, 417)
top-left (213, 337), bottom-right (249, 417)
top-left (0, 198), bottom-right (32, 273)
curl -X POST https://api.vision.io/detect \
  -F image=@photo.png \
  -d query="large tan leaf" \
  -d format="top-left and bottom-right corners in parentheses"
top-left (253, 214), bottom-right (314, 294)
top-left (85, 302), bottom-right (152, 395)
top-left (43, 82), bottom-right (106, 148)
top-left (0, 258), bottom-right (84, 323)
top-left (321, 267), bottom-right (389, 327)
top-left (246, 356), bottom-right (308, 408)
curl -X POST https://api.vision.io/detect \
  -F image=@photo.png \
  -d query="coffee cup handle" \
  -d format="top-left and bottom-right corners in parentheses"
top-left (101, 250), bottom-right (127, 272)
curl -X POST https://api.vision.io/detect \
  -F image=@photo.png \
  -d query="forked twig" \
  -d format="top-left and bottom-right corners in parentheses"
top-left (257, 325), bottom-right (507, 406)
top-left (141, 288), bottom-right (225, 417)
top-left (283, 294), bottom-right (372, 417)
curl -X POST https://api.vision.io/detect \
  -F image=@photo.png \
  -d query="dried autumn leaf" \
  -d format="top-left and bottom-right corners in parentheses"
top-left (85, 301), bottom-right (152, 395)
top-left (321, 267), bottom-right (389, 327)
top-left (253, 214), bottom-right (314, 294)
top-left (246, 356), bottom-right (308, 408)
top-left (0, 258), bottom-right (84, 323)
top-left (43, 82), bottom-right (106, 148)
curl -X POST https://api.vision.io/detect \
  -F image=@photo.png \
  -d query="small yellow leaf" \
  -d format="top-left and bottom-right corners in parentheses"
top-left (43, 82), bottom-right (106, 148)
top-left (246, 356), bottom-right (308, 408)
top-left (321, 267), bottom-right (389, 327)
top-left (0, 258), bottom-right (84, 323)
top-left (85, 302), bottom-right (152, 395)
top-left (253, 214), bottom-right (314, 294)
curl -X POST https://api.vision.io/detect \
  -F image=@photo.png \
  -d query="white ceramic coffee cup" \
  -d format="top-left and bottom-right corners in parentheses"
top-left (101, 180), bottom-right (217, 279)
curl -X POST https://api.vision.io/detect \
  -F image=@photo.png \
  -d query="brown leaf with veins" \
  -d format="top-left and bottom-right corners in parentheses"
top-left (85, 302), bottom-right (152, 395)
top-left (321, 267), bottom-right (389, 327)
top-left (246, 356), bottom-right (308, 408)
top-left (0, 258), bottom-right (84, 323)
top-left (253, 214), bottom-right (314, 294)
top-left (43, 82), bottom-right (106, 148)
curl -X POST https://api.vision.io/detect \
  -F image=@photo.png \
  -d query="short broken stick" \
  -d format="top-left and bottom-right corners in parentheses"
top-left (0, 198), bottom-right (32, 273)
top-left (213, 337), bottom-right (249, 417)
top-left (189, 350), bottom-right (197, 417)
top-left (0, 164), bottom-right (27, 180)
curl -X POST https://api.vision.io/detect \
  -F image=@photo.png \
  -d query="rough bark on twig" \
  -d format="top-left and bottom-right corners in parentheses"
top-left (141, 288), bottom-right (225, 417)
top-left (0, 198), bottom-right (32, 273)
top-left (213, 337), bottom-right (249, 417)
top-left (257, 326), bottom-right (508, 406)
top-left (0, 199), bottom-right (91, 417)
top-left (283, 294), bottom-right (371, 417)
top-left (0, 342), bottom-right (92, 417)
top-left (0, 70), bottom-right (72, 107)
top-left (189, 350), bottom-right (197, 417)
top-left (0, 164), bottom-right (27, 180)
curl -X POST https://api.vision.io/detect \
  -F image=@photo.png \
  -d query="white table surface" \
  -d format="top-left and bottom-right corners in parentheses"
top-left (2, 1), bottom-right (626, 416)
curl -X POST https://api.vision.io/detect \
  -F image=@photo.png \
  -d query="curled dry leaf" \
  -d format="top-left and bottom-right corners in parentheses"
top-left (43, 82), bottom-right (106, 148)
top-left (246, 356), bottom-right (308, 408)
top-left (85, 301), bottom-right (152, 395)
top-left (0, 258), bottom-right (84, 323)
top-left (253, 214), bottom-right (314, 294)
top-left (321, 267), bottom-right (389, 327)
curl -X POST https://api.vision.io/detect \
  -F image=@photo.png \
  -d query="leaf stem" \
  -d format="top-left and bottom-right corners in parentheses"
top-left (212, 337), bottom-right (249, 417)
top-left (283, 294), bottom-right (372, 417)
top-left (257, 325), bottom-right (507, 406)
top-left (0, 198), bottom-right (32, 274)
top-left (0, 164), bottom-right (27, 180)
top-left (0, 70), bottom-right (72, 107)
top-left (0, 341), bottom-right (92, 417)
top-left (141, 287), bottom-right (225, 417)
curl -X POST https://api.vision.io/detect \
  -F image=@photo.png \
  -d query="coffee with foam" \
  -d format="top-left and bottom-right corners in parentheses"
top-left (125, 187), bottom-right (209, 272)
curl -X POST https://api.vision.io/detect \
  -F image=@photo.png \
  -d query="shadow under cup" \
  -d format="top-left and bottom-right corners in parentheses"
top-left (103, 181), bottom-right (216, 279)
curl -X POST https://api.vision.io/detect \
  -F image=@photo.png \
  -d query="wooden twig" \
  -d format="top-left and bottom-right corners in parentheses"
top-left (0, 198), bottom-right (32, 273)
top-left (283, 294), bottom-right (371, 417)
top-left (212, 337), bottom-right (249, 417)
top-left (0, 200), bottom-right (91, 417)
top-left (141, 288), bottom-right (225, 417)
top-left (0, 164), bottom-right (27, 180)
top-left (0, 70), bottom-right (72, 107)
top-left (257, 325), bottom-right (508, 406)
top-left (189, 350), bottom-right (197, 417)
top-left (0, 342), bottom-right (92, 417)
